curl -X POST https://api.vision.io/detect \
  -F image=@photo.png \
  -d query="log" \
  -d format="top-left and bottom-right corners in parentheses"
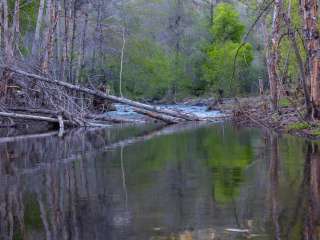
top-left (86, 113), bottom-right (145, 124)
top-left (133, 108), bottom-right (180, 124)
top-left (4, 66), bottom-right (199, 121)
top-left (0, 111), bottom-right (74, 126)
top-left (7, 107), bottom-right (59, 115)
top-left (0, 111), bottom-right (112, 128)
top-left (8, 107), bottom-right (143, 124)
top-left (0, 131), bottom-right (59, 144)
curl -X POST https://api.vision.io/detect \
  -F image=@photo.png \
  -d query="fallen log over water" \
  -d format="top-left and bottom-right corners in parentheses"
top-left (0, 111), bottom-right (74, 126)
top-left (8, 107), bottom-right (143, 124)
top-left (0, 111), bottom-right (113, 129)
top-left (133, 108), bottom-right (180, 124)
top-left (4, 66), bottom-right (199, 122)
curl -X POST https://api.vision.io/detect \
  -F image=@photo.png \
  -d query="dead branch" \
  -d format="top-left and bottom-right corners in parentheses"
top-left (3, 66), bottom-right (199, 122)
top-left (0, 111), bottom-right (73, 126)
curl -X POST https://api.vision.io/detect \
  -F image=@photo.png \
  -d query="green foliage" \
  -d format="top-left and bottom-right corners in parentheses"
top-left (19, 0), bottom-right (38, 33)
top-left (201, 3), bottom-right (254, 96)
top-left (310, 129), bottom-right (320, 136)
top-left (203, 126), bottom-right (256, 203)
top-left (211, 3), bottom-right (245, 43)
top-left (202, 41), bottom-right (253, 95)
top-left (107, 38), bottom-right (176, 100)
top-left (279, 97), bottom-right (291, 107)
top-left (24, 195), bottom-right (43, 229)
top-left (286, 122), bottom-right (309, 131)
top-left (85, 0), bottom-right (260, 99)
top-left (118, 124), bottom-right (257, 203)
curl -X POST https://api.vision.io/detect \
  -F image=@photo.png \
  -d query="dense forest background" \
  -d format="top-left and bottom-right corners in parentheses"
top-left (2, 0), bottom-right (320, 121)
top-left (0, 0), bottom-right (274, 102)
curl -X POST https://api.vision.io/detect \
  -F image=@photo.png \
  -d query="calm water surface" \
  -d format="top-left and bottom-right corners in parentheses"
top-left (0, 123), bottom-right (318, 239)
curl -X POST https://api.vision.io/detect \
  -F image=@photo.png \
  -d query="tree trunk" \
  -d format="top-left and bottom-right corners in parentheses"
top-left (119, 26), bottom-right (125, 97)
top-left (301, 0), bottom-right (320, 118)
top-left (61, 0), bottom-right (69, 81)
top-left (32, 0), bottom-right (45, 56)
top-left (12, 0), bottom-right (20, 49)
top-left (268, 0), bottom-right (283, 111)
top-left (283, 2), bottom-right (312, 117)
top-left (69, 0), bottom-right (77, 83)
top-left (75, 12), bottom-right (88, 84)
top-left (2, 0), bottom-right (13, 64)
top-left (1, 0), bottom-right (13, 100)
top-left (41, 0), bottom-right (52, 73)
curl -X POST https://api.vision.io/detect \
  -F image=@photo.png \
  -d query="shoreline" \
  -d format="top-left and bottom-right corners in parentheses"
top-left (191, 96), bottom-right (320, 140)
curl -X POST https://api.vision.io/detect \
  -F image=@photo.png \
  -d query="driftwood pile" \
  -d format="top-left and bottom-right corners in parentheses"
top-left (0, 65), bottom-right (200, 132)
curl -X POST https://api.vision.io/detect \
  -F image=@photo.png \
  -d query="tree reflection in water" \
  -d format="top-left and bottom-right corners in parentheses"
top-left (0, 124), bottom-right (319, 239)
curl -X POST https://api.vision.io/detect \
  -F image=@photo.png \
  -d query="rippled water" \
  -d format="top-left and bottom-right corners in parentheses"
top-left (0, 123), bottom-right (318, 239)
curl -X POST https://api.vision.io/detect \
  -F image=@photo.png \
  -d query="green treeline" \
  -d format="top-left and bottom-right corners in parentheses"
top-left (104, 1), bottom-right (256, 100)
top-left (2, 0), bottom-right (313, 107)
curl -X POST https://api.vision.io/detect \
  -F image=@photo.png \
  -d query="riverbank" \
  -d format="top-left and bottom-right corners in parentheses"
top-left (193, 96), bottom-right (320, 139)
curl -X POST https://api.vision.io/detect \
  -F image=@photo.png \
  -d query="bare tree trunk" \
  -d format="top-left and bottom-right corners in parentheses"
top-left (301, 0), bottom-right (320, 118)
top-left (56, 0), bottom-right (63, 80)
top-left (283, 0), bottom-right (312, 117)
top-left (32, 0), bottom-right (45, 56)
top-left (75, 12), bottom-right (88, 84)
top-left (2, 0), bottom-right (13, 64)
top-left (119, 26), bottom-right (125, 97)
top-left (1, 0), bottom-right (13, 100)
top-left (268, 0), bottom-right (283, 111)
top-left (12, 0), bottom-right (20, 50)
top-left (41, 0), bottom-right (53, 73)
top-left (69, 0), bottom-right (77, 83)
top-left (61, 0), bottom-right (69, 81)
top-left (91, 1), bottom-right (102, 72)
top-left (261, 21), bottom-right (274, 102)
top-left (259, 77), bottom-right (264, 95)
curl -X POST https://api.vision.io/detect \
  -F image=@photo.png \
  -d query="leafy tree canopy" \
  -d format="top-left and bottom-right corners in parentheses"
top-left (202, 3), bottom-right (254, 96)
top-left (211, 3), bottom-right (245, 43)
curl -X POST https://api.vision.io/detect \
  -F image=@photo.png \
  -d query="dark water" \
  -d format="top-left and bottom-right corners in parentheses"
top-left (0, 123), bottom-right (319, 240)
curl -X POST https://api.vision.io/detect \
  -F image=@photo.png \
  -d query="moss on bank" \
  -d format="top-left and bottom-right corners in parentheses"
top-left (286, 122), bottom-right (310, 132)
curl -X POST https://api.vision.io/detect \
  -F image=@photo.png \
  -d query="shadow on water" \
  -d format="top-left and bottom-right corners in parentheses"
top-left (0, 122), bottom-right (320, 239)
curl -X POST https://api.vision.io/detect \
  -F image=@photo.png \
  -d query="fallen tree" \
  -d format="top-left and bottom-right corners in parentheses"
top-left (0, 111), bottom-right (113, 130)
top-left (3, 66), bottom-right (200, 122)
top-left (8, 107), bottom-right (144, 124)
top-left (133, 108), bottom-right (180, 124)
top-left (0, 111), bottom-right (74, 126)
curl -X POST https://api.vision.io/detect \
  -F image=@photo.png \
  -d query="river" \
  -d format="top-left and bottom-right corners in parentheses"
top-left (0, 122), bottom-right (318, 239)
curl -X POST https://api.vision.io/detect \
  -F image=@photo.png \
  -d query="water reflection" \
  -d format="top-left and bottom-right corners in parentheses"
top-left (0, 123), bottom-right (319, 239)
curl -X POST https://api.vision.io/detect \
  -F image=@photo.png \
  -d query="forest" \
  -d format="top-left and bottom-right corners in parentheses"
top-left (0, 0), bottom-right (318, 131)
top-left (2, 0), bottom-right (320, 239)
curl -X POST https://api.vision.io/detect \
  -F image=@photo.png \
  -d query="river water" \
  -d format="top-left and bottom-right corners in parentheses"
top-left (0, 122), bottom-right (318, 239)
